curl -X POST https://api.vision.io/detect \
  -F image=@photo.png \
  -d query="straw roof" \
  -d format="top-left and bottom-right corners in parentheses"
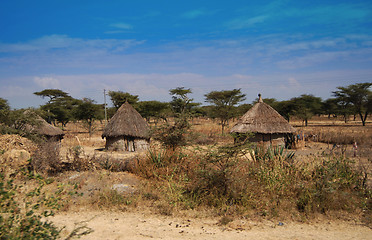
top-left (230, 94), bottom-right (295, 134)
top-left (24, 111), bottom-right (64, 137)
top-left (102, 102), bottom-right (150, 139)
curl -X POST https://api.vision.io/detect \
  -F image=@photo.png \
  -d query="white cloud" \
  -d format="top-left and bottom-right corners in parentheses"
top-left (0, 35), bottom-right (77, 52)
top-left (276, 51), bottom-right (351, 69)
top-left (225, 15), bottom-right (268, 29)
top-left (288, 77), bottom-right (300, 88)
top-left (34, 76), bottom-right (61, 89)
top-left (109, 22), bottom-right (133, 30)
top-left (0, 35), bottom-right (144, 53)
top-left (0, 85), bottom-right (30, 98)
top-left (105, 30), bottom-right (127, 34)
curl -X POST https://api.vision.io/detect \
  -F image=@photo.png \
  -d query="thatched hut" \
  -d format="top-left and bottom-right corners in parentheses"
top-left (24, 111), bottom-right (65, 141)
top-left (102, 102), bottom-right (150, 152)
top-left (230, 94), bottom-right (295, 146)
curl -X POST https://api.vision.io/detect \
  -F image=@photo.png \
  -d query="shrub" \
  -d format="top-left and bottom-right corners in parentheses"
top-left (131, 140), bottom-right (369, 220)
top-left (94, 155), bottom-right (128, 172)
top-left (296, 156), bottom-right (368, 214)
top-left (152, 117), bottom-right (191, 150)
top-left (191, 144), bottom-right (247, 206)
top-left (30, 142), bottom-right (63, 175)
top-left (0, 172), bottom-right (61, 239)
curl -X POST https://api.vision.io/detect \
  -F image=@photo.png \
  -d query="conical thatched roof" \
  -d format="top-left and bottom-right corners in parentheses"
top-left (102, 102), bottom-right (150, 139)
top-left (24, 111), bottom-right (64, 137)
top-left (230, 94), bottom-right (295, 134)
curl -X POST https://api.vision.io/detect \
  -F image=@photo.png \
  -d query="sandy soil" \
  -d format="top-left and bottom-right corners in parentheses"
top-left (51, 210), bottom-right (371, 240)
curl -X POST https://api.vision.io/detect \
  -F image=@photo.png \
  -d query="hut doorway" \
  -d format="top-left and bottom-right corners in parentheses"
top-left (125, 137), bottom-right (136, 152)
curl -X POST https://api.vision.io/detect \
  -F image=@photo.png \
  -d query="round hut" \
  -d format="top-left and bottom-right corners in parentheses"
top-left (230, 94), bottom-right (295, 146)
top-left (102, 102), bottom-right (150, 152)
top-left (24, 111), bottom-right (65, 141)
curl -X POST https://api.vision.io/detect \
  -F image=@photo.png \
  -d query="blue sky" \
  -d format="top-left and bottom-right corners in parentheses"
top-left (1, 0), bottom-right (371, 108)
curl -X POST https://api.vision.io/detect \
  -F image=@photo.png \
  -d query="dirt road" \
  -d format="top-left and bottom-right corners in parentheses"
top-left (51, 210), bottom-right (371, 240)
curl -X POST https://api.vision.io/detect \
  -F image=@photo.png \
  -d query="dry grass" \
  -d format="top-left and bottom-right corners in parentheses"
top-left (189, 118), bottom-right (234, 144)
top-left (289, 116), bottom-right (372, 159)
top-left (4, 117), bottom-right (370, 226)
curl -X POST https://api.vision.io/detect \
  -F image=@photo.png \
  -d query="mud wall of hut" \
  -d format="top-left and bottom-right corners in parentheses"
top-left (105, 136), bottom-right (149, 152)
top-left (251, 133), bottom-right (285, 146)
top-left (235, 133), bottom-right (288, 146)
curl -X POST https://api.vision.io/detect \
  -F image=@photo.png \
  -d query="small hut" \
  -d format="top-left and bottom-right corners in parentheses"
top-left (230, 94), bottom-right (295, 146)
top-left (102, 102), bottom-right (150, 152)
top-left (24, 111), bottom-right (65, 141)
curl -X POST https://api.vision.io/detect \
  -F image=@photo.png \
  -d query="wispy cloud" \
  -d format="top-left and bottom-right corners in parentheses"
top-left (299, 4), bottom-right (370, 23)
top-left (0, 35), bottom-right (78, 52)
top-left (0, 35), bottom-right (144, 53)
top-left (225, 15), bottom-right (268, 29)
top-left (34, 76), bottom-right (60, 89)
top-left (182, 9), bottom-right (206, 19)
top-left (1, 34), bottom-right (371, 78)
top-left (1, 33), bottom-right (372, 108)
top-left (109, 22), bottom-right (133, 30)
top-left (288, 77), bottom-right (300, 88)
top-left (225, 3), bottom-right (371, 31)
top-left (276, 48), bottom-right (372, 70)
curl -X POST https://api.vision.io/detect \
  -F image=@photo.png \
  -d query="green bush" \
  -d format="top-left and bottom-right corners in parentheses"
top-left (152, 117), bottom-right (191, 150)
top-left (296, 156), bottom-right (368, 214)
top-left (0, 172), bottom-right (61, 239)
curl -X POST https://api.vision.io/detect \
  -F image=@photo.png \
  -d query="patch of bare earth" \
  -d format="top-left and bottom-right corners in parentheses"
top-left (50, 210), bottom-right (371, 240)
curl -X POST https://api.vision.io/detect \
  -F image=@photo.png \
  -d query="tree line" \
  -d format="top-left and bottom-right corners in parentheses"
top-left (0, 82), bottom-right (371, 136)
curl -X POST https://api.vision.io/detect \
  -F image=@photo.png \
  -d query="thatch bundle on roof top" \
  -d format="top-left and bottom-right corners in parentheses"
top-left (230, 94), bottom-right (295, 146)
top-left (102, 102), bottom-right (150, 152)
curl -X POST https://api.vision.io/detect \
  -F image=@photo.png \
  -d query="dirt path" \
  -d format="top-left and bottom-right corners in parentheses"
top-left (51, 211), bottom-right (371, 240)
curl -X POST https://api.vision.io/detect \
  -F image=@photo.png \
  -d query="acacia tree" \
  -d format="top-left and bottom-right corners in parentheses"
top-left (291, 94), bottom-right (322, 126)
top-left (108, 91), bottom-right (139, 109)
top-left (205, 89), bottom-right (246, 133)
top-left (136, 101), bottom-right (169, 124)
top-left (274, 100), bottom-right (296, 122)
top-left (169, 87), bottom-right (199, 116)
top-left (322, 98), bottom-right (339, 119)
top-left (0, 97), bottom-right (10, 111)
top-left (33, 89), bottom-right (76, 126)
top-left (333, 82), bottom-right (372, 126)
top-left (0, 98), bottom-right (42, 135)
top-left (34, 89), bottom-right (69, 103)
top-left (74, 98), bottom-right (103, 136)
top-left (153, 87), bottom-right (197, 150)
top-left (40, 97), bottom-right (80, 128)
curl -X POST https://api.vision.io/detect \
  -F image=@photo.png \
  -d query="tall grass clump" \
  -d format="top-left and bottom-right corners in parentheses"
top-left (249, 145), bottom-right (297, 206)
top-left (296, 156), bottom-right (369, 214)
top-left (186, 144), bottom-right (300, 216)
top-left (132, 142), bottom-right (370, 220)
top-left (131, 146), bottom-right (198, 213)
top-left (189, 143), bottom-right (250, 208)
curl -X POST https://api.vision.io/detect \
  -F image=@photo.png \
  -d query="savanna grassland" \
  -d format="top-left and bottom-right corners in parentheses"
top-left (1, 116), bottom-right (371, 239)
